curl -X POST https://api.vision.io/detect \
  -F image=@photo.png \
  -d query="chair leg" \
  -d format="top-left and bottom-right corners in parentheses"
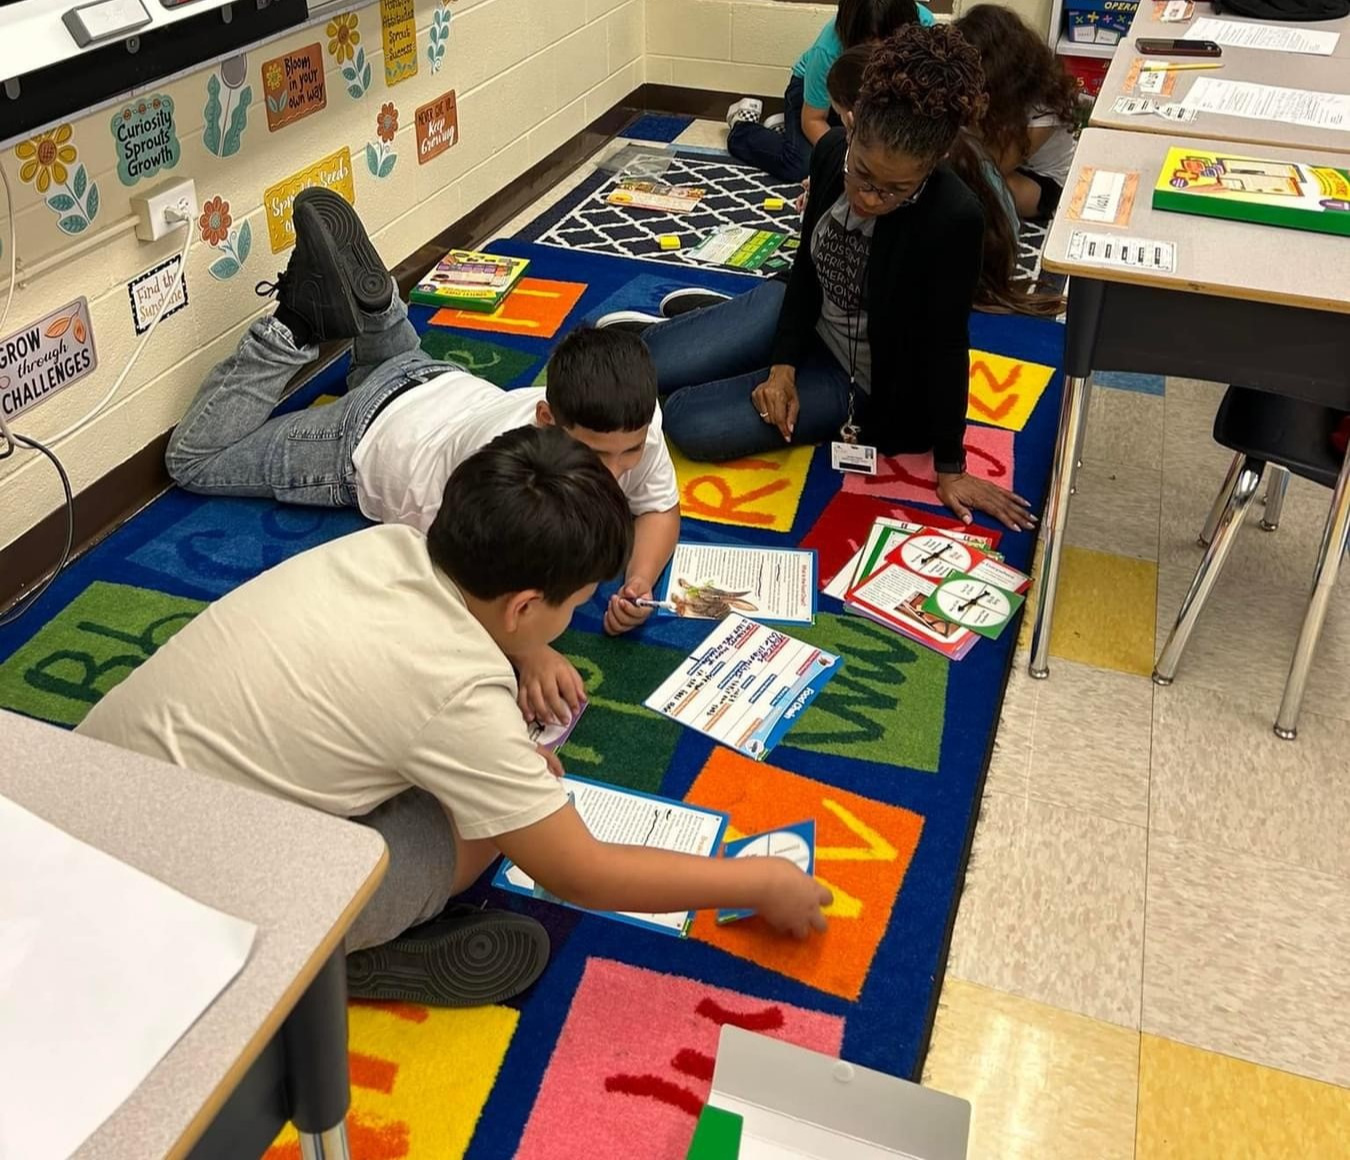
top-left (1273, 455), bottom-right (1350, 740)
top-left (1069, 376), bottom-right (1094, 496)
top-left (1199, 452), bottom-right (1245, 548)
top-left (1260, 465), bottom-right (1290, 532)
top-left (1155, 458), bottom-right (1263, 685)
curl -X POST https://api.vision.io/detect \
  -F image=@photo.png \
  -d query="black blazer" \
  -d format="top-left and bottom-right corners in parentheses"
top-left (769, 128), bottom-right (984, 470)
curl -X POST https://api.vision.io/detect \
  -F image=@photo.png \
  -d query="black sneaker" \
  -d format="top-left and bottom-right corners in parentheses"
top-left (255, 222), bottom-right (361, 343)
top-left (659, 288), bottom-right (732, 318)
top-left (294, 188), bottom-right (393, 315)
top-left (346, 905), bottom-right (550, 1007)
top-left (595, 310), bottom-right (663, 334)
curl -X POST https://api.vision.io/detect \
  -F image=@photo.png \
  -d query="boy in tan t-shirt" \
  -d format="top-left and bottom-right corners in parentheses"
top-left (78, 426), bottom-right (830, 1007)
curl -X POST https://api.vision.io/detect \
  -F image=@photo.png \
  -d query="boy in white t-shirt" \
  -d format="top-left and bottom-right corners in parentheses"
top-left (164, 188), bottom-right (680, 725)
top-left (80, 426), bottom-right (831, 1008)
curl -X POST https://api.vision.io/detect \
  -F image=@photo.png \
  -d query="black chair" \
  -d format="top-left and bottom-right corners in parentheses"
top-left (1153, 387), bottom-right (1350, 741)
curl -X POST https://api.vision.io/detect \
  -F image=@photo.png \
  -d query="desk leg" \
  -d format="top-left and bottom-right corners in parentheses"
top-left (284, 950), bottom-right (352, 1161)
top-left (1028, 372), bottom-right (1091, 680)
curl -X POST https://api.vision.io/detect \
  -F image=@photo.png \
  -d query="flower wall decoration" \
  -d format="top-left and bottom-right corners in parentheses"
top-left (15, 124), bottom-right (100, 235)
top-left (203, 55), bottom-right (253, 158)
top-left (427, 0), bottom-right (454, 74)
top-left (365, 103), bottom-right (399, 179)
top-left (198, 195), bottom-right (252, 281)
top-left (329, 12), bottom-right (372, 99)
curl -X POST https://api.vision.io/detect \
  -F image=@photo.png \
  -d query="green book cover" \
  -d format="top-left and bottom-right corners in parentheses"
top-left (1152, 147), bottom-right (1350, 238)
top-left (687, 1105), bottom-right (743, 1159)
top-left (409, 250), bottom-right (529, 310)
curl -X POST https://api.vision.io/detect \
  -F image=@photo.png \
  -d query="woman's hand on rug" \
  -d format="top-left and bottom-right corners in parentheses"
top-left (751, 366), bottom-right (799, 443)
top-left (604, 580), bottom-right (654, 636)
top-left (536, 745), bottom-right (565, 779)
top-left (516, 644), bottom-right (586, 727)
top-left (755, 860), bottom-right (833, 939)
top-left (937, 472), bottom-right (1037, 532)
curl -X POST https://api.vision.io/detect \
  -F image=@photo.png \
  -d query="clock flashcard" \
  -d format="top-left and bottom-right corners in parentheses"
top-left (844, 561), bottom-right (978, 660)
top-left (656, 544), bottom-right (817, 625)
top-left (922, 573), bottom-right (1025, 639)
top-left (717, 820), bottom-right (817, 925)
top-left (527, 700), bottom-right (587, 750)
top-left (823, 517), bottom-right (1000, 601)
top-left (644, 615), bottom-right (841, 760)
top-left (884, 528), bottom-right (1031, 593)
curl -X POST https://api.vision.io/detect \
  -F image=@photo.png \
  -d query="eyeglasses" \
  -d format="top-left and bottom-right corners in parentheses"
top-left (843, 144), bottom-right (927, 206)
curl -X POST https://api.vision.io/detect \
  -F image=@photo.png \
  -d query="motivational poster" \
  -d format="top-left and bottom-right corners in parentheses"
top-left (415, 90), bottom-right (458, 163)
top-left (263, 147), bottom-right (355, 253)
top-left (262, 42), bottom-right (327, 132)
top-left (0, 299), bottom-right (97, 423)
top-left (110, 94), bottom-right (180, 186)
top-left (380, 0), bottom-right (419, 86)
top-left (127, 258), bottom-right (188, 336)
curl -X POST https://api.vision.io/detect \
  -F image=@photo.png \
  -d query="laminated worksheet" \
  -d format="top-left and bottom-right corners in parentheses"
top-left (657, 543), bottom-right (817, 625)
top-left (0, 795), bottom-right (256, 1160)
top-left (493, 777), bottom-right (727, 936)
top-left (644, 615), bottom-right (840, 760)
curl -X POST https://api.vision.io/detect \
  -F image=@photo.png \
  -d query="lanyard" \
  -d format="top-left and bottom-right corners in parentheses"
top-left (839, 204), bottom-right (869, 446)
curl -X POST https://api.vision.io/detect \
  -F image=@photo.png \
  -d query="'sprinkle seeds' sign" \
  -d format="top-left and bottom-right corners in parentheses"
top-left (263, 147), bottom-right (355, 252)
top-left (0, 299), bottom-right (97, 423)
top-left (415, 90), bottom-right (458, 164)
top-left (262, 43), bottom-right (327, 132)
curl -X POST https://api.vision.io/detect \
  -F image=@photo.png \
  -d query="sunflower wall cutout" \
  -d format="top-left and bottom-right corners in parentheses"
top-left (328, 12), bottom-right (372, 100)
top-left (427, 0), bottom-right (454, 74)
top-left (14, 125), bottom-right (100, 235)
top-left (204, 55), bottom-right (253, 159)
top-left (366, 103), bottom-right (400, 179)
top-left (198, 196), bottom-right (252, 281)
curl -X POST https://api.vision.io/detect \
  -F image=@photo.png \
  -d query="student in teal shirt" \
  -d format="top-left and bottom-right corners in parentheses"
top-left (727, 0), bottom-right (933, 184)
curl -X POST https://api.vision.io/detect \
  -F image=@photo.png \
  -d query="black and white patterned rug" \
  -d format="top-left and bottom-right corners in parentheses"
top-left (517, 147), bottom-right (1052, 284)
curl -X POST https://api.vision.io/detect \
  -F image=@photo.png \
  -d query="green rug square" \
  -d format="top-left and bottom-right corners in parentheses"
top-left (418, 331), bottom-right (541, 388)
top-left (554, 630), bottom-right (686, 795)
top-left (0, 582), bottom-right (206, 727)
top-left (784, 612), bottom-right (948, 772)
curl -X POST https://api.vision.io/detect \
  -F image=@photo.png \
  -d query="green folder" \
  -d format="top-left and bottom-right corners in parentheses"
top-left (687, 1105), bottom-right (743, 1159)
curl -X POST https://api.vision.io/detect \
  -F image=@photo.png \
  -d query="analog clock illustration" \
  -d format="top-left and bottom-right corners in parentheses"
top-left (933, 577), bottom-right (1013, 629)
top-left (730, 830), bottom-right (812, 872)
top-left (898, 533), bottom-right (974, 579)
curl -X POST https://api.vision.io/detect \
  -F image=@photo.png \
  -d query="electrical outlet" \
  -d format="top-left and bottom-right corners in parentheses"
top-left (129, 178), bottom-right (198, 242)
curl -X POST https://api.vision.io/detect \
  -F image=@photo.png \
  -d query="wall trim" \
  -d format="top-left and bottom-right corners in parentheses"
top-left (0, 84), bottom-right (727, 614)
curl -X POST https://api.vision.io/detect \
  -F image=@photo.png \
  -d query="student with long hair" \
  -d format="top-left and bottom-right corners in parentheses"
top-left (956, 3), bottom-right (1082, 221)
top-left (604, 25), bottom-right (1035, 532)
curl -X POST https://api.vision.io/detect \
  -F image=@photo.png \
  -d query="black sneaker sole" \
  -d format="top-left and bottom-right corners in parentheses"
top-left (293, 188), bottom-right (392, 314)
top-left (346, 911), bottom-right (549, 1007)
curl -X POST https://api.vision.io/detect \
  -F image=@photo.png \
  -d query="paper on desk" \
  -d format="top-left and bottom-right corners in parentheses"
top-left (1067, 229), bottom-right (1177, 273)
top-left (1187, 16), bottom-right (1339, 55)
top-left (0, 794), bottom-right (256, 1160)
top-left (1180, 77), bottom-right (1350, 131)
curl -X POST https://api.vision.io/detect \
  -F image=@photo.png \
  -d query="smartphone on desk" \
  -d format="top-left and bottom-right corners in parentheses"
top-left (1135, 37), bottom-right (1222, 55)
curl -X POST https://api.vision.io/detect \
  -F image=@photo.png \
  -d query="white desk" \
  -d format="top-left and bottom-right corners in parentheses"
top-left (1091, 3), bottom-right (1350, 154)
top-left (0, 709), bottom-right (388, 1158)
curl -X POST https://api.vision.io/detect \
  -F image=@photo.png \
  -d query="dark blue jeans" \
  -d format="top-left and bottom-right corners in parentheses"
top-left (727, 74), bottom-right (812, 184)
top-left (644, 279), bottom-right (856, 462)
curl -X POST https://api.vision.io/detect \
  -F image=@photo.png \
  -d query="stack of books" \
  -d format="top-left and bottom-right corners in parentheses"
top-left (831, 518), bottom-right (1029, 660)
top-left (409, 249), bottom-right (530, 312)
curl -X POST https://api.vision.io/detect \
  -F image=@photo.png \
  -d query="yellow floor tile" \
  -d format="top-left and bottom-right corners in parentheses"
top-left (922, 979), bottom-right (1139, 1160)
top-left (1137, 1035), bottom-right (1350, 1159)
top-left (1046, 547), bottom-right (1158, 676)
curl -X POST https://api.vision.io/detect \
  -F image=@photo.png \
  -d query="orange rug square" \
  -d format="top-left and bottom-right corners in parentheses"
top-left (689, 749), bottom-right (924, 1000)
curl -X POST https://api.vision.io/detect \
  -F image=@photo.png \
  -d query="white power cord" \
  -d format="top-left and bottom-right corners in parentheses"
top-left (0, 184), bottom-right (193, 625)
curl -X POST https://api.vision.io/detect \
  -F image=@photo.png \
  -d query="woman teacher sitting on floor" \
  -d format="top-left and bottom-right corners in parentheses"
top-left (599, 25), bottom-right (1036, 532)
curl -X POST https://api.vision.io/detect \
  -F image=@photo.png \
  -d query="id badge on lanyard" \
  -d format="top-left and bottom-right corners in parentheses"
top-left (831, 386), bottom-right (877, 475)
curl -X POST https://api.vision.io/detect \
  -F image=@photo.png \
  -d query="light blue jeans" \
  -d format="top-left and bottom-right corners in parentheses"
top-left (165, 296), bottom-right (450, 506)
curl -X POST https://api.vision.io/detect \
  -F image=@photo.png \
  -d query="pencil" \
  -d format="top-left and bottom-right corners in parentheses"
top-left (1139, 61), bottom-right (1224, 71)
